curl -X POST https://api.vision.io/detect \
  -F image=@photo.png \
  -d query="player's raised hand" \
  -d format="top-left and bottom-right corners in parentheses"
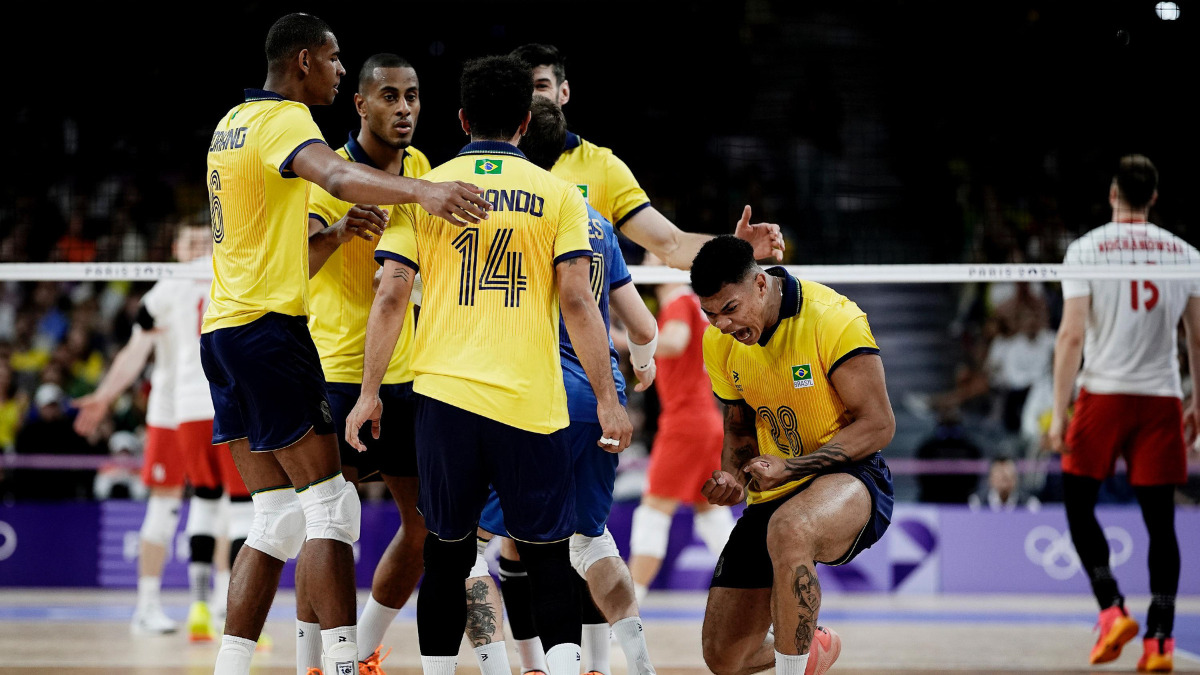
top-left (344, 394), bottom-right (383, 453)
top-left (702, 470), bottom-right (746, 506)
top-left (632, 358), bottom-right (656, 393)
top-left (743, 454), bottom-right (794, 491)
top-left (72, 393), bottom-right (113, 437)
top-left (332, 204), bottom-right (389, 243)
top-left (733, 205), bottom-right (785, 262)
top-left (596, 401), bottom-right (633, 453)
top-left (419, 180), bottom-right (491, 225)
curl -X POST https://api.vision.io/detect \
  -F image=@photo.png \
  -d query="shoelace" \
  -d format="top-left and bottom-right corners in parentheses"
top-left (360, 647), bottom-right (392, 675)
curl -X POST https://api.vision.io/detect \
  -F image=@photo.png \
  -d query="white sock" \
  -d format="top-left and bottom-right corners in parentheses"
top-left (214, 635), bottom-right (256, 674)
top-left (634, 584), bottom-right (648, 605)
top-left (213, 571), bottom-right (231, 616)
top-left (321, 624), bottom-right (357, 653)
top-left (775, 650), bottom-right (809, 675)
top-left (421, 654), bottom-right (457, 675)
top-left (516, 637), bottom-right (549, 673)
top-left (295, 620), bottom-right (322, 675)
top-left (546, 642), bottom-right (582, 675)
top-left (612, 617), bottom-right (655, 675)
top-left (474, 641), bottom-right (511, 675)
top-left (581, 623), bottom-right (611, 674)
top-left (189, 562), bottom-right (214, 603)
top-left (137, 576), bottom-right (162, 611)
top-left (357, 595), bottom-right (402, 661)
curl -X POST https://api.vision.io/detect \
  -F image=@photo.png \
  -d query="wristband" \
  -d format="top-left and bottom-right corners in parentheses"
top-left (629, 325), bottom-right (658, 372)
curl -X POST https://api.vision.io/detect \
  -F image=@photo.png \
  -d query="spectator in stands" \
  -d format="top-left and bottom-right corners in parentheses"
top-left (0, 363), bottom-right (27, 453)
top-left (985, 304), bottom-right (1055, 435)
top-left (968, 455), bottom-right (1042, 512)
top-left (52, 207), bottom-right (97, 263)
top-left (12, 382), bottom-right (99, 500)
top-left (914, 404), bottom-right (983, 503)
top-left (93, 430), bottom-right (148, 500)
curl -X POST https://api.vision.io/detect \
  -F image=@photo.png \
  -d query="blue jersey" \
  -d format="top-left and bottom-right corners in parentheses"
top-left (560, 204), bottom-right (631, 422)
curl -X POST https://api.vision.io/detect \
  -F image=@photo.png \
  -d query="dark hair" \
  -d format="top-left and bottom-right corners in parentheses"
top-left (510, 43), bottom-right (566, 85)
top-left (522, 98), bottom-right (567, 170)
top-left (265, 13), bottom-right (333, 68)
top-left (460, 56), bottom-right (533, 140)
top-left (690, 235), bottom-right (757, 298)
top-left (1114, 154), bottom-right (1158, 209)
top-left (358, 53), bottom-right (414, 94)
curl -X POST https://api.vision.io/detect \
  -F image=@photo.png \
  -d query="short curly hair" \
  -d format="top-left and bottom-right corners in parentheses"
top-left (460, 55), bottom-right (533, 140)
top-left (690, 236), bottom-right (757, 298)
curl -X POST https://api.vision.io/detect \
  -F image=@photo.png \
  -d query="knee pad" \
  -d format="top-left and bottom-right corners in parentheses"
top-left (468, 537), bottom-right (491, 578)
top-left (694, 506), bottom-right (735, 554)
top-left (246, 487), bottom-right (306, 561)
top-left (569, 528), bottom-right (620, 577)
top-left (297, 474), bottom-right (360, 546)
top-left (629, 504), bottom-right (671, 559)
top-left (185, 494), bottom-right (221, 538)
top-left (226, 497), bottom-right (255, 541)
top-left (140, 495), bottom-right (182, 547)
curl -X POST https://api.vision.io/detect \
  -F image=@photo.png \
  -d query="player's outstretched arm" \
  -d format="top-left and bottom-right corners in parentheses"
top-left (702, 399), bottom-right (757, 506)
top-left (620, 204), bottom-right (784, 270)
top-left (307, 207), bottom-right (389, 277)
top-left (290, 143), bottom-right (491, 224)
top-left (1048, 296), bottom-right (1089, 454)
top-left (72, 326), bottom-right (158, 437)
top-left (1182, 296), bottom-right (1200, 446)
top-left (345, 259), bottom-right (415, 452)
top-left (558, 256), bottom-right (633, 451)
top-left (746, 354), bottom-right (894, 491)
top-left (609, 282), bottom-right (658, 392)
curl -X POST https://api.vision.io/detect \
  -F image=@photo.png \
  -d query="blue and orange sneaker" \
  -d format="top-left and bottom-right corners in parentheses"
top-left (804, 626), bottom-right (842, 675)
top-left (1090, 605), bottom-right (1139, 665)
top-left (1138, 636), bottom-right (1174, 672)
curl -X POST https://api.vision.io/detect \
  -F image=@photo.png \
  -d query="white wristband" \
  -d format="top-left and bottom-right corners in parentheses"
top-left (629, 325), bottom-right (658, 372)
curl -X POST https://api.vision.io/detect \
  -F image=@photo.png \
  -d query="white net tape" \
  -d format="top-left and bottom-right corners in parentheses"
top-left (4, 262), bottom-right (1200, 283)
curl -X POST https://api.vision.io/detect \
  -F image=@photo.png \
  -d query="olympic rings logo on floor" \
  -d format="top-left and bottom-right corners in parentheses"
top-left (1024, 525), bottom-right (1133, 580)
top-left (0, 520), bottom-right (16, 562)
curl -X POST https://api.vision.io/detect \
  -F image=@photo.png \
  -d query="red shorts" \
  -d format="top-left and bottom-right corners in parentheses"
top-left (178, 419), bottom-right (250, 498)
top-left (646, 415), bottom-right (723, 503)
top-left (1063, 388), bottom-right (1187, 486)
top-left (142, 425), bottom-right (185, 488)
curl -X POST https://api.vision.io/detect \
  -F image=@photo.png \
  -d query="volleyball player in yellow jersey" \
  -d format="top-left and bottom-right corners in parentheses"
top-left (690, 236), bottom-right (895, 675)
top-left (511, 43), bottom-right (784, 269)
top-left (200, 13), bottom-right (489, 675)
top-left (299, 53), bottom-right (433, 674)
top-left (345, 55), bottom-right (631, 675)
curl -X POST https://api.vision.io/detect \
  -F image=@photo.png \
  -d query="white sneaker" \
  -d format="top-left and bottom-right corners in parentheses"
top-left (131, 606), bottom-right (179, 635)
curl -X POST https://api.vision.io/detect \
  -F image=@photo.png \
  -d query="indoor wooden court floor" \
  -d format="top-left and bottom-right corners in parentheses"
top-left (2, 589), bottom-right (1199, 674)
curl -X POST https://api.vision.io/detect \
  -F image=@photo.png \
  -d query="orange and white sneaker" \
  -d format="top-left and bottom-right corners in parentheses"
top-left (1138, 636), bottom-right (1174, 672)
top-left (359, 646), bottom-right (391, 675)
top-left (305, 669), bottom-right (323, 675)
top-left (804, 626), bottom-right (842, 675)
top-left (1090, 606), bottom-right (1140, 665)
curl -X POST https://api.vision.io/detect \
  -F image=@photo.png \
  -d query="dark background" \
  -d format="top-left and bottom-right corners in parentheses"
top-left (4, 0), bottom-right (1197, 264)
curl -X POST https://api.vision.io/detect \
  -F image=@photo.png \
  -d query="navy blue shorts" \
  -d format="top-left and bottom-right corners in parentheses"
top-left (200, 313), bottom-right (334, 452)
top-left (326, 381), bottom-right (418, 480)
top-left (479, 420), bottom-right (615, 538)
top-left (710, 452), bottom-right (893, 589)
top-left (415, 394), bottom-right (575, 543)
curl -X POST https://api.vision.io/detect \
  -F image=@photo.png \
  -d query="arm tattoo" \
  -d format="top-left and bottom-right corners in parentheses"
top-left (564, 256), bottom-right (583, 267)
top-left (464, 580), bottom-right (499, 646)
top-left (791, 565), bottom-right (821, 653)
top-left (724, 400), bottom-right (757, 437)
top-left (391, 267), bottom-right (411, 281)
top-left (784, 442), bottom-right (852, 478)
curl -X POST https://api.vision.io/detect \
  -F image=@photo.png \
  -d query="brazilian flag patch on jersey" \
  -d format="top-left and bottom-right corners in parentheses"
top-left (576, 184), bottom-right (589, 200)
top-left (475, 159), bottom-right (503, 175)
top-left (791, 364), bottom-right (814, 389)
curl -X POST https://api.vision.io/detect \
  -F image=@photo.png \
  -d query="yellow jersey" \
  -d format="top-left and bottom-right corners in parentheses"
top-left (203, 89), bottom-right (326, 333)
top-left (551, 132), bottom-right (651, 229)
top-left (375, 140), bottom-right (591, 433)
top-left (703, 268), bottom-right (881, 504)
top-left (307, 135), bottom-right (431, 384)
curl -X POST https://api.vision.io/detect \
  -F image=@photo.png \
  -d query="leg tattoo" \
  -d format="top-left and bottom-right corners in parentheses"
top-left (465, 579), bottom-right (499, 646)
top-left (791, 565), bottom-right (820, 653)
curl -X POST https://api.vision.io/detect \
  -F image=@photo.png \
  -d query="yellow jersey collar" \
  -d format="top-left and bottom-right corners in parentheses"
top-left (344, 133), bottom-right (407, 175)
top-left (756, 267), bottom-right (801, 347)
top-left (244, 88), bottom-right (285, 102)
top-left (458, 140), bottom-right (526, 158)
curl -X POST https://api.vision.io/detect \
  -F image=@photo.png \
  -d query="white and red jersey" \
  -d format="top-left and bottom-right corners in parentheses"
top-left (1061, 221), bottom-right (1200, 398)
top-left (140, 257), bottom-right (216, 424)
